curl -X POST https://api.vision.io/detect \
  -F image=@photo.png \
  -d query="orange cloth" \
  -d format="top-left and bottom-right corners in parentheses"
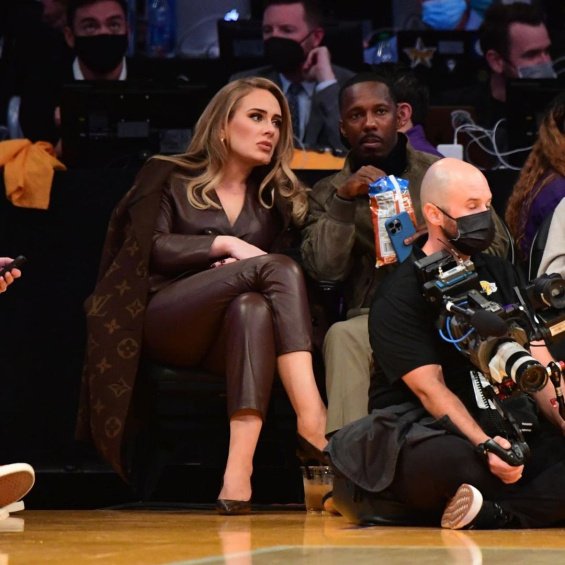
top-left (0, 140), bottom-right (66, 209)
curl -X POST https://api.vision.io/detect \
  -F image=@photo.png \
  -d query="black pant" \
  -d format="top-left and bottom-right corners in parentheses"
top-left (389, 426), bottom-right (565, 528)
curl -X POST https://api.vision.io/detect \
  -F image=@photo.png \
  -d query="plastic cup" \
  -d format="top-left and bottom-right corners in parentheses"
top-left (300, 465), bottom-right (333, 512)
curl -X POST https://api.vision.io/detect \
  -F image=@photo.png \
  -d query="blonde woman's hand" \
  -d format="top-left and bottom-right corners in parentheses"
top-left (210, 236), bottom-right (266, 265)
top-left (210, 257), bottom-right (238, 269)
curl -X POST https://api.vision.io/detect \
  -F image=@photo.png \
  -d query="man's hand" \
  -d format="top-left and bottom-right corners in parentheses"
top-left (486, 436), bottom-right (524, 484)
top-left (0, 257), bottom-right (22, 294)
top-left (302, 46), bottom-right (335, 83)
top-left (337, 165), bottom-right (385, 200)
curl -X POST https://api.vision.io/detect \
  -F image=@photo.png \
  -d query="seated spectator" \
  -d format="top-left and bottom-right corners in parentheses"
top-left (9, 0), bottom-right (128, 144)
top-left (40, 0), bottom-right (68, 31)
top-left (538, 197), bottom-right (565, 279)
top-left (301, 71), bottom-right (510, 437)
top-left (300, 72), bottom-right (441, 436)
top-left (419, 0), bottom-right (488, 31)
top-left (370, 0), bottom-right (491, 65)
top-left (231, 0), bottom-right (354, 151)
top-left (77, 77), bottom-right (328, 515)
top-left (63, 0), bottom-right (128, 81)
top-left (441, 2), bottom-right (555, 130)
top-left (373, 63), bottom-right (444, 157)
top-left (505, 91), bottom-right (565, 261)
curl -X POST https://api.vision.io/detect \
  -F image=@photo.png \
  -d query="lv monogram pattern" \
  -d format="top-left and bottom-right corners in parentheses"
top-left (77, 160), bottom-right (169, 479)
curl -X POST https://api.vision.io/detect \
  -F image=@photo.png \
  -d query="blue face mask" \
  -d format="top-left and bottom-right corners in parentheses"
top-left (517, 61), bottom-right (557, 79)
top-left (422, 0), bottom-right (468, 30)
top-left (469, 0), bottom-right (493, 17)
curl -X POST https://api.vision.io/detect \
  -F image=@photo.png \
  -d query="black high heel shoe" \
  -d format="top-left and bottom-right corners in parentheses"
top-left (216, 498), bottom-right (252, 515)
top-left (296, 434), bottom-right (330, 466)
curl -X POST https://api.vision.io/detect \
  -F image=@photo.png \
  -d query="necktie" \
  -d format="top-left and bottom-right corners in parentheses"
top-left (287, 82), bottom-right (302, 141)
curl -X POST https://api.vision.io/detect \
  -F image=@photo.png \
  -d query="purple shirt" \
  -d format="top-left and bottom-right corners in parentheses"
top-left (405, 124), bottom-right (444, 158)
top-left (521, 173), bottom-right (565, 257)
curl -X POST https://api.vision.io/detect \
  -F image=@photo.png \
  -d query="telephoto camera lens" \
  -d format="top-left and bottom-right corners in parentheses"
top-left (489, 341), bottom-right (548, 392)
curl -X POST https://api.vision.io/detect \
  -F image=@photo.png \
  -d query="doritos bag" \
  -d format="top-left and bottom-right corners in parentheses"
top-left (368, 174), bottom-right (416, 268)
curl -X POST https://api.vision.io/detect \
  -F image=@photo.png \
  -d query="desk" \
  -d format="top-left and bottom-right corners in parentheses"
top-left (291, 149), bottom-right (345, 171)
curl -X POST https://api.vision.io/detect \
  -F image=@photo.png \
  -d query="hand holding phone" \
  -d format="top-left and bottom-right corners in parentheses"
top-left (385, 213), bottom-right (416, 263)
top-left (0, 255), bottom-right (27, 278)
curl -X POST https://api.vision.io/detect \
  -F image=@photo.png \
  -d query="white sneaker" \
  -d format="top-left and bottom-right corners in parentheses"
top-left (0, 463), bottom-right (35, 513)
top-left (441, 484), bottom-right (483, 529)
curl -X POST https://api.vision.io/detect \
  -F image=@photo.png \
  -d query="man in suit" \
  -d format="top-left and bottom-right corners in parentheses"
top-left (12, 0), bottom-right (129, 144)
top-left (232, 0), bottom-right (354, 150)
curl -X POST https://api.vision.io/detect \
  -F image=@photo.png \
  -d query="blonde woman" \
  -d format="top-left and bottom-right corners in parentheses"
top-left (79, 77), bottom-right (327, 514)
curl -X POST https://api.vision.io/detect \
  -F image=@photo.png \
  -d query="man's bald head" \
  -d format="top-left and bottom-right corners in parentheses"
top-left (420, 158), bottom-right (494, 256)
top-left (421, 158), bottom-right (490, 216)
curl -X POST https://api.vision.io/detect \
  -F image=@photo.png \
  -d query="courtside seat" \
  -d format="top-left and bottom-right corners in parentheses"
top-left (127, 359), bottom-right (298, 501)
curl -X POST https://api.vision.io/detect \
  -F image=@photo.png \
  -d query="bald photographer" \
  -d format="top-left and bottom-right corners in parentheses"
top-left (327, 158), bottom-right (565, 530)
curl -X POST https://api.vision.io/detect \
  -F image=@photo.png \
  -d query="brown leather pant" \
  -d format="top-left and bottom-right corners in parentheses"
top-left (143, 254), bottom-right (312, 418)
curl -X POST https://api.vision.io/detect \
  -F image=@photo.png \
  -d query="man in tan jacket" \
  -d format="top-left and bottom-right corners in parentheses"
top-left (301, 72), bottom-right (509, 435)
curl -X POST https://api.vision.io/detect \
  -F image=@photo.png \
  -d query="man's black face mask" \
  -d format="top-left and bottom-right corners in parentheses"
top-left (74, 34), bottom-right (128, 74)
top-left (438, 207), bottom-right (495, 256)
top-left (264, 36), bottom-right (307, 74)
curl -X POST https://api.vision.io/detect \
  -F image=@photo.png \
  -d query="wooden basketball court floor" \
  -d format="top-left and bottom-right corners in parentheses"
top-left (1, 509), bottom-right (565, 564)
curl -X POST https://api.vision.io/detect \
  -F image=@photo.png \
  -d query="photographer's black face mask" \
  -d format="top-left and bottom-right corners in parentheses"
top-left (437, 207), bottom-right (495, 256)
top-left (264, 35), bottom-right (310, 74)
top-left (74, 34), bottom-right (128, 74)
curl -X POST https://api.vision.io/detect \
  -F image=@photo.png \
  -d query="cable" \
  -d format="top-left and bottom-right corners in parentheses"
top-left (453, 119), bottom-right (533, 171)
top-left (439, 316), bottom-right (475, 348)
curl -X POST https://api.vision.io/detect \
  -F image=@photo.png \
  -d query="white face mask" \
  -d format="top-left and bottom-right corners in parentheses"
top-left (517, 61), bottom-right (557, 79)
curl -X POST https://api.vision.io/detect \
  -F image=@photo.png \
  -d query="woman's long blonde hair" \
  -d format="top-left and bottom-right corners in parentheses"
top-left (505, 91), bottom-right (565, 256)
top-left (157, 77), bottom-right (307, 224)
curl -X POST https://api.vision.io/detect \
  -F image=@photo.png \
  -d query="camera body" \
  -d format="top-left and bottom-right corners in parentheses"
top-left (415, 251), bottom-right (478, 306)
top-left (524, 274), bottom-right (565, 340)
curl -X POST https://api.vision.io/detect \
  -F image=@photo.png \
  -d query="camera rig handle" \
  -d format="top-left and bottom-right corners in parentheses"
top-left (479, 385), bottom-right (531, 466)
top-left (548, 360), bottom-right (565, 420)
top-left (476, 438), bottom-right (528, 466)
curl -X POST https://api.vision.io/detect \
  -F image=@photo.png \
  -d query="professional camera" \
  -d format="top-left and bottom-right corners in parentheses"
top-left (415, 251), bottom-right (565, 395)
top-left (524, 273), bottom-right (565, 339)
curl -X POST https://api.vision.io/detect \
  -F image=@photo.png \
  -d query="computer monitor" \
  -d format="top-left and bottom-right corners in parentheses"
top-left (506, 78), bottom-right (565, 150)
top-left (217, 19), bottom-right (265, 75)
top-left (60, 81), bottom-right (213, 168)
top-left (217, 18), bottom-right (364, 75)
top-left (396, 30), bottom-right (485, 102)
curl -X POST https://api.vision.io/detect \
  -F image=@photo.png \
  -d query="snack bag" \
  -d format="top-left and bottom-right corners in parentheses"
top-left (368, 175), bottom-right (416, 268)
